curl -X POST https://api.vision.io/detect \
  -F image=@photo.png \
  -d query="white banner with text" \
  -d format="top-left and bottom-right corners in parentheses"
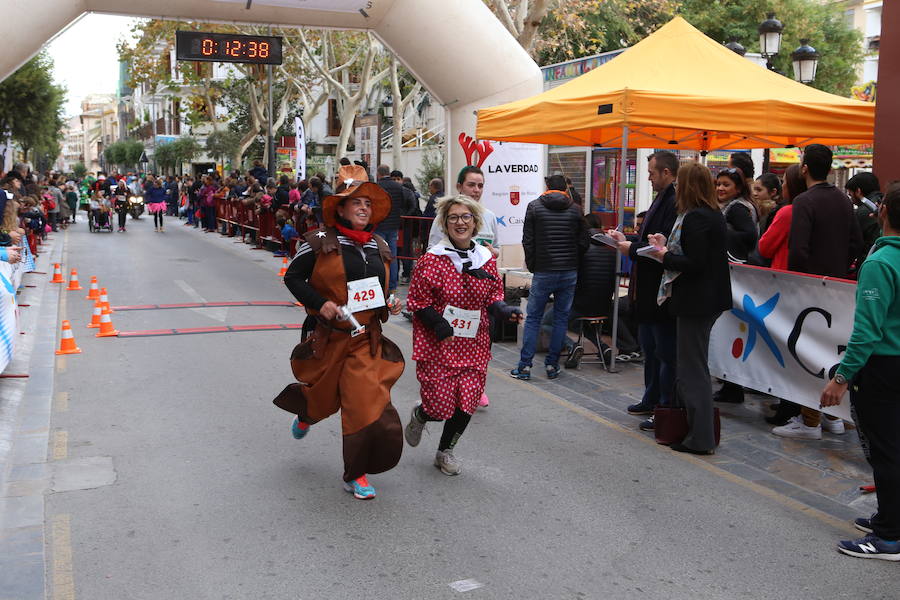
top-left (709, 264), bottom-right (856, 422)
top-left (480, 141), bottom-right (545, 246)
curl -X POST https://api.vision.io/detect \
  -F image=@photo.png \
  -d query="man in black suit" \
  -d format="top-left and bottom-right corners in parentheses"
top-left (608, 151), bottom-right (679, 429)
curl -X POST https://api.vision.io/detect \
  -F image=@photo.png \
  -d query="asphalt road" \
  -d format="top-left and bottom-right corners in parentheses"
top-left (35, 215), bottom-right (897, 599)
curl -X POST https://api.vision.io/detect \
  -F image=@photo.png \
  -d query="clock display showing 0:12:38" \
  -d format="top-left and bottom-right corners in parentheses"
top-left (202, 38), bottom-right (271, 59)
top-left (175, 31), bottom-right (283, 65)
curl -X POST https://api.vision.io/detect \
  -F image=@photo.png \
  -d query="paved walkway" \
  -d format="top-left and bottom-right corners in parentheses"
top-left (0, 218), bottom-right (891, 600)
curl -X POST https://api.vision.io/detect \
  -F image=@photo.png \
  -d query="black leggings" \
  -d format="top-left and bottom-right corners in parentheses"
top-left (117, 208), bottom-right (127, 229)
top-left (154, 211), bottom-right (164, 228)
top-left (416, 406), bottom-right (472, 452)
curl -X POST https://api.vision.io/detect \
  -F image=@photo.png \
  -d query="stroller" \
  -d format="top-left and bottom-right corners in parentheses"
top-left (88, 198), bottom-right (114, 233)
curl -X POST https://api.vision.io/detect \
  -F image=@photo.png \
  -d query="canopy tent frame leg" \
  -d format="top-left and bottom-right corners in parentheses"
top-left (609, 125), bottom-right (629, 373)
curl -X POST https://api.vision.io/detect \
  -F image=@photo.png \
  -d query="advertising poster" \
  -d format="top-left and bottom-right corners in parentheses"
top-left (294, 116), bottom-right (306, 181)
top-left (478, 141), bottom-right (544, 246)
top-left (708, 264), bottom-right (856, 421)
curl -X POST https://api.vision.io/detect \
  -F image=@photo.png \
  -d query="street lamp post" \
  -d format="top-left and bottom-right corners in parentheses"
top-left (791, 39), bottom-right (821, 84)
top-left (758, 12), bottom-right (784, 71)
top-left (725, 37), bottom-right (746, 57)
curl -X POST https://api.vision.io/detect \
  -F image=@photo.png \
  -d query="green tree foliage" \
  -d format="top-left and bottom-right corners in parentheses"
top-left (155, 136), bottom-right (201, 173)
top-left (533, 0), bottom-right (679, 64)
top-left (416, 146), bottom-right (446, 194)
top-left (72, 162), bottom-right (87, 179)
top-left (205, 129), bottom-right (242, 169)
top-left (0, 51), bottom-right (66, 162)
top-left (678, 0), bottom-right (863, 96)
top-left (103, 139), bottom-right (145, 171)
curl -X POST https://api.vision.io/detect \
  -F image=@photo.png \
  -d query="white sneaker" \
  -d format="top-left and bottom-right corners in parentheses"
top-left (434, 450), bottom-right (460, 476)
top-left (822, 416), bottom-right (846, 434)
top-left (772, 416), bottom-right (822, 440)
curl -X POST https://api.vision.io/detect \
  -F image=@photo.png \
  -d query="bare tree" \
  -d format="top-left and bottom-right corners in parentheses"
top-left (388, 56), bottom-right (422, 169)
top-left (487, 0), bottom-right (553, 56)
top-left (297, 30), bottom-right (391, 161)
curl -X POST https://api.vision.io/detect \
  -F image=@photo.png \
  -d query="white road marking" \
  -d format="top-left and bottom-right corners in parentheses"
top-left (173, 279), bottom-right (228, 322)
top-left (449, 579), bottom-right (484, 592)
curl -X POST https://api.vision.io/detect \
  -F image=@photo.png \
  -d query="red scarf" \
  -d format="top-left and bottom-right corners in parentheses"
top-left (335, 224), bottom-right (373, 244)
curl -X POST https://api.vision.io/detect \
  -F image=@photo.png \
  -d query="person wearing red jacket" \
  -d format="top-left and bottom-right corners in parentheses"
top-left (757, 165), bottom-right (807, 271)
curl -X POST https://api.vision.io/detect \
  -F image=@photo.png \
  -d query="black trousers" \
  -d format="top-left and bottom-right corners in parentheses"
top-left (675, 312), bottom-right (721, 452)
top-left (851, 355), bottom-right (900, 540)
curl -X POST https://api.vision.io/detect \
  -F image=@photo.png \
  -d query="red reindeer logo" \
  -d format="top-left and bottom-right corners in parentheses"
top-left (458, 133), bottom-right (494, 168)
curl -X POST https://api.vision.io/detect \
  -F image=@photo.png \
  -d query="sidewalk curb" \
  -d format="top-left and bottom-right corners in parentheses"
top-left (0, 240), bottom-right (63, 600)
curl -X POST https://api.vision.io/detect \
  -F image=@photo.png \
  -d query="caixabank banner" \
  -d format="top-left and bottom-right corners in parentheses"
top-left (708, 264), bottom-right (856, 421)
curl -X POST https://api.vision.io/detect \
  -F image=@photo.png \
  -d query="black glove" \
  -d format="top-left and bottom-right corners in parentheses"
top-left (463, 267), bottom-right (495, 280)
top-left (488, 301), bottom-right (522, 322)
top-left (415, 306), bottom-right (453, 340)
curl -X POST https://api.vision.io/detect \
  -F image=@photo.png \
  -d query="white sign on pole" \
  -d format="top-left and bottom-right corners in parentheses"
top-left (708, 264), bottom-right (856, 421)
top-left (478, 141), bottom-right (544, 246)
top-left (294, 116), bottom-right (306, 181)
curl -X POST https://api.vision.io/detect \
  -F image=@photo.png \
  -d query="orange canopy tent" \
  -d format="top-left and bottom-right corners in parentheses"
top-left (476, 17), bottom-right (875, 151)
top-left (476, 16), bottom-right (876, 368)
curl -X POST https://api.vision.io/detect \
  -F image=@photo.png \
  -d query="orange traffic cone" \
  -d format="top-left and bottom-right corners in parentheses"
top-left (87, 301), bottom-right (102, 328)
top-left (50, 263), bottom-right (64, 283)
top-left (55, 320), bottom-right (82, 355)
top-left (278, 256), bottom-right (288, 277)
top-left (66, 269), bottom-right (83, 291)
top-left (95, 307), bottom-right (119, 338)
top-left (85, 277), bottom-right (100, 300)
top-left (99, 288), bottom-right (113, 313)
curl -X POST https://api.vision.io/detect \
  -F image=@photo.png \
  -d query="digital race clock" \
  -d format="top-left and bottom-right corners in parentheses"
top-left (175, 31), bottom-right (283, 65)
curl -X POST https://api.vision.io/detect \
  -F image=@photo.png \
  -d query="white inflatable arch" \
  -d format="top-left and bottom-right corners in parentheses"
top-left (2, 0), bottom-right (542, 177)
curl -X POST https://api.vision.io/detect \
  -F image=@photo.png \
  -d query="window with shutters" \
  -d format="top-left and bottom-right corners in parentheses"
top-left (327, 99), bottom-right (341, 137)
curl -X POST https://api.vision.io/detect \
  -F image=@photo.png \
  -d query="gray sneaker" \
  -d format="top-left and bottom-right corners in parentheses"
top-left (434, 449), bottom-right (460, 476)
top-left (405, 405), bottom-right (427, 447)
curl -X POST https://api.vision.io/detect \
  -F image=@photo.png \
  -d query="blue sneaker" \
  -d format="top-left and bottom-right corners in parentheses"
top-left (343, 475), bottom-right (376, 499)
top-left (855, 514), bottom-right (875, 534)
top-left (510, 366), bottom-right (531, 380)
top-left (291, 416), bottom-right (310, 440)
top-left (837, 534), bottom-right (900, 561)
top-left (545, 364), bottom-right (560, 380)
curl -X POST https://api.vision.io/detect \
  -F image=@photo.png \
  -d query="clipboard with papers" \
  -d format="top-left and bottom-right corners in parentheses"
top-left (636, 244), bottom-right (664, 262)
top-left (591, 232), bottom-right (621, 248)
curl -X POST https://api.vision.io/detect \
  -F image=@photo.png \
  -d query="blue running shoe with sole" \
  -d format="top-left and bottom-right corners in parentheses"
top-left (545, 364), bottom-right (560, 380)
top-left (837, 534), bottom-right (900, 561)
top-left (291, 416), bottom-right (310, 440)
top-left (510, 366), bottom-right (531, 380)
top-left (343, 475), bottom-right (376, 499)
top-left (855, 515), bottom-right (875, 534)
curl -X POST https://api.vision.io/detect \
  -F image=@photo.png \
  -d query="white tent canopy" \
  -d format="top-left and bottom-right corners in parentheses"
top-left (2, 0), bottom-right (542, 175)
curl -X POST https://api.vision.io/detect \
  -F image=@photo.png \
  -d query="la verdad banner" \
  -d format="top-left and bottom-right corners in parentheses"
top-left (479, 141), bottom-right (544, 246)
top-left (708, 264), bottom-right (856, 421)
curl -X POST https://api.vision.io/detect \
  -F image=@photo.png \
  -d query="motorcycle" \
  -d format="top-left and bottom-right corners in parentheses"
top-left (128, 195), bottom-right (145, 219)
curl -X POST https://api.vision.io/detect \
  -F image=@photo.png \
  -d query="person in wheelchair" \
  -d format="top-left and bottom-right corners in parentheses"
top-left (89, 191), bottom-right (111, 228)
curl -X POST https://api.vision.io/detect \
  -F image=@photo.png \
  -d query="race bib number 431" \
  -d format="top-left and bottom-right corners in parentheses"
top-left (442, 305), bottom-right (481, 339)
top-left (346, 276), bottom-right (385, 313)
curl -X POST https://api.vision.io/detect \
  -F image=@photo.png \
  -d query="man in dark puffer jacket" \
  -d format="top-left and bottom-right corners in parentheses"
top-left (512, 175), bottom-right (588, 381)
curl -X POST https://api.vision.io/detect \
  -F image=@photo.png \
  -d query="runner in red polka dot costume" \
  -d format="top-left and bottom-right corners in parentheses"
top-left (405, 195), bottom-right (522, 475)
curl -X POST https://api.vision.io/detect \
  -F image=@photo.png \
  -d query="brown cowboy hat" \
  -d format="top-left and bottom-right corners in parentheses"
top-left (321, 181), bottom-right (391, 228)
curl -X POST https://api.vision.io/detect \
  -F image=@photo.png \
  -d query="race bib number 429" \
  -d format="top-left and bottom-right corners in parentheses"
top-left (346, 276), bottom-right (385, 313)
top-left (442, 305), bottom-right (481, 339)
